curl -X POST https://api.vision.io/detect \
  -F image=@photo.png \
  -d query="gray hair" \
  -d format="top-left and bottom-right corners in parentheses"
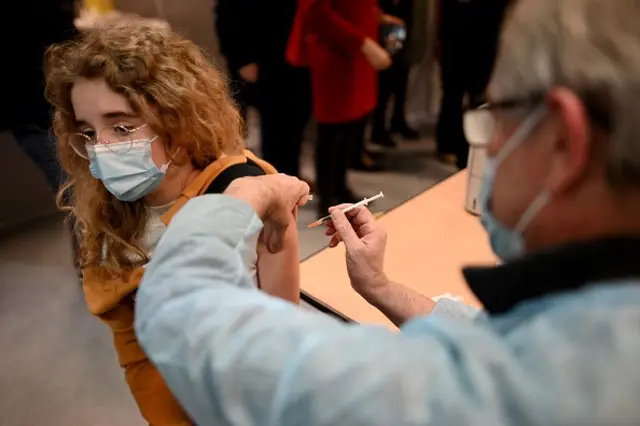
top-left (490, 0), bottom-right (640, 187)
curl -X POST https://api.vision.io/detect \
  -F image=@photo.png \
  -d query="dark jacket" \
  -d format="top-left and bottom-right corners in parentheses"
top-left (438, 0), bottom-right (511, 96)
top-left (215, 0), bottom-right (299, 73)
top-left (1, 1), bottom-right (77, 132)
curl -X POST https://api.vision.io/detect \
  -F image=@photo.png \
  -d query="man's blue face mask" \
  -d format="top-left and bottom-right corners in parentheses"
top-left (478, 106), bottom-right (550, 261)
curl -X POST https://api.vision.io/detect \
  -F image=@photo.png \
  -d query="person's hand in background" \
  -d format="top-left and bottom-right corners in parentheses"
top-left (324, 205), bottom-right (389, 296)
top-left (380, 14), bottom-right (404, 26)
top-left (225, 174), bottom-right (310, 253)
top-left (361, 38), bottom-right (392, 70)
top-left (238, 63), bottom-right (259, 83)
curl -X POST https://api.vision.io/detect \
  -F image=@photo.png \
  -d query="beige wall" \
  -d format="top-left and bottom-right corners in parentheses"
top-left (114, 0), bottom-right (223, 63)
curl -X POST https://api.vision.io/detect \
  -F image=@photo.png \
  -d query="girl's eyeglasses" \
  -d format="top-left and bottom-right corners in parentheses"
top-left (69, 124), bottom-right (150, 159)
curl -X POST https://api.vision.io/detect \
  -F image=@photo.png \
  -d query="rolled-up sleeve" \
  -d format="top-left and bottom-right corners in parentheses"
top-left (431, 298), bottom-right (481, 321)
top-left (135, 195), bottom-right (598, 426)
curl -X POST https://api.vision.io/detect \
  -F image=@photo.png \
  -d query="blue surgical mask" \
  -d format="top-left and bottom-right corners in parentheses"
top-left (479, 106), bottom-right (550, 261)
top-left (87, 137), bottom-right (171, 202)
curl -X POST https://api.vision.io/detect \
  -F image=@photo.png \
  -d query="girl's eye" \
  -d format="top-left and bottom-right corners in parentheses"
top-left (81, 129), bottom-right (97, 140)
top-left (113, 124), bottom-right (135, 135)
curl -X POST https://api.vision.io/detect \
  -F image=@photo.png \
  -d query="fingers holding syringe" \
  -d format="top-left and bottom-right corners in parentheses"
top-left (324, 205), bottom-right (375, 247)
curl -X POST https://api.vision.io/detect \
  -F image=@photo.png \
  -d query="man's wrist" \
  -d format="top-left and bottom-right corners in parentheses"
top-left (353, 275), bottom-right (390, 303)
top-left (357, 278), bottom-right (438, 326)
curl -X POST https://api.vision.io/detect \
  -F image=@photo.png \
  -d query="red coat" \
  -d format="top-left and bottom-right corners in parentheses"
top-left (287, 0), bottom-right (380, 124)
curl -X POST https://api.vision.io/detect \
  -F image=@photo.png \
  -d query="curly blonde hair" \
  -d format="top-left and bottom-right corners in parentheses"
top-left (45, 17), bottom-right (244, 276)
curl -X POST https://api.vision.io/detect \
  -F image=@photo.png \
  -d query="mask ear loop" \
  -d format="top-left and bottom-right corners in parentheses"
top-left (514, 190), bottom-right (552, 234)
top-left (495, 105), bottom-right (548, 164)
top-left (142, 135), bottom-right (173, 172)
top-left (486, 105), bottom-right (548, 210)
top-left (160, 147), bottom-right (181, 173)
top-left (509, 106), bottom-right (552, 234)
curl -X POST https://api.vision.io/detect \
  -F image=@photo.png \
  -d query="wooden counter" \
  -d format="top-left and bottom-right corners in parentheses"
top-left (300, 171), bottom-right (496, 329)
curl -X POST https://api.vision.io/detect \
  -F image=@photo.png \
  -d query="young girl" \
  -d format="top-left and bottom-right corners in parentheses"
top-left (45, 18), bottom-right (300, 425)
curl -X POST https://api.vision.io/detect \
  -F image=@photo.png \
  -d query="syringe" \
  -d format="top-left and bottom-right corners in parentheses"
top-left (307, 191), bottom-right (385, 228)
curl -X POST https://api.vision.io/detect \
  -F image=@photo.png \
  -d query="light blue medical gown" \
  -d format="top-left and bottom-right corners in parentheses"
top-left (135, 195), bottom-right (640, 425)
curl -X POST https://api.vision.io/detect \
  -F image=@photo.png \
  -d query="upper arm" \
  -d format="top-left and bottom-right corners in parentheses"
top-left (257, 209), bottom-right (300, 304)
top-left (206, 162), bottom-right (302, 301)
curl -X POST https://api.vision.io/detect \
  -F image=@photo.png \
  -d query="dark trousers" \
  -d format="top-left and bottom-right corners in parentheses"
top-left (436, 0), bottom-right (505, 169)
top-left (12, 128), bottom-right (63, 192)
top-left (256, 64), bottom-right (312, 177)
top-left (436, 52), bottom-right (474, 169)
top-left (12, 127), bottom-right (80, 270)
top-left (316, 117), bottom-right (367, 210)
top-left (372, 58), bottom-right (410, 135)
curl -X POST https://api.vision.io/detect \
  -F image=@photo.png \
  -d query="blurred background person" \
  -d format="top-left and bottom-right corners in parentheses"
top-left (434, 0), bottom-right (510, 169)
top-left (215, 0), bottom-right (313, 183)
top-left (2, 1), bottom-right (76, 192)
top-left (215, 0), bottom-right (256, 127)
top-left (1, 1), bottom-right (79, 272)
top-left (370, 0), bottom-right (421, 149)
top-left (288, 0), bottom-right (396, 214)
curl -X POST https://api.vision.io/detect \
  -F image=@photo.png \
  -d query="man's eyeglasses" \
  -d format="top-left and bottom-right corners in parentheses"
top-left (70, 124), bottom-right (150, 159)
top-left (463, 96), bottom-right (543, 148)
top-left (464, 92), bottom-right (611, 147)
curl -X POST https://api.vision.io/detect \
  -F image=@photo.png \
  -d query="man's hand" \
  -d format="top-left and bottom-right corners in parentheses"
top-left (225, 174), bottom-right (310, 253)
top-left (361, 38), bottom-right (392, 71)
top-left (238, 63), bottom-right (259, 83)
top-left (324, 205), bottom-right (389, 297)
top-left (325, 205), bottom-right (439, 327)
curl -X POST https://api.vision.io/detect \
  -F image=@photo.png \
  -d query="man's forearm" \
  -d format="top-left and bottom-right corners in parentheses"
top-left (359, 281), bottom-right (436, 327)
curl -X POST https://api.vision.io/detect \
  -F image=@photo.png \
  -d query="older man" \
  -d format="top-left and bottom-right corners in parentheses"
top-left (135, 0), bottom-right (640, 424)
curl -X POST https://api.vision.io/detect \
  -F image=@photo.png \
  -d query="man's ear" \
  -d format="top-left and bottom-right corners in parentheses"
top-left (544, 87), bottom-right (593, 194)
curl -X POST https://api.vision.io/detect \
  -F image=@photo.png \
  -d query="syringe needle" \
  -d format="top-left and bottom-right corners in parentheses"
top-left (307, 192), bottom-right (384, 228)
